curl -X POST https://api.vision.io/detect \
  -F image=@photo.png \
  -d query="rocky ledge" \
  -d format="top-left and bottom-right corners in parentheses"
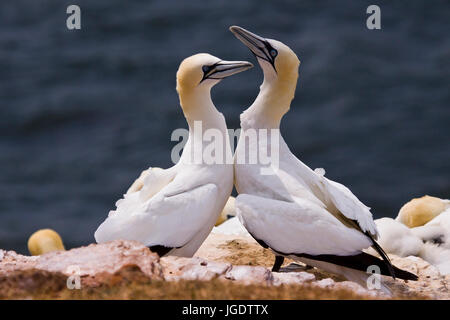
top-left (0, 233), bottom-right (447, 299)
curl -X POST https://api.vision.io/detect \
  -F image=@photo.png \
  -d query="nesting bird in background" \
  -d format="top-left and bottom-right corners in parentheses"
top-left (375, 196), bottom-right (450, 275)
top-left (229, 26), bottom-right (417, 292)
top-left (95, 54), bottom-right (252, 257)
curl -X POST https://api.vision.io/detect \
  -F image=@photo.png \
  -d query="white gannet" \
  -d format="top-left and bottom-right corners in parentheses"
top-left (229, 26), bottom-right (417, 289)
top-left (397, 195), bottom-right (450, 228)
top-left (372, 218), bottom-right (423, 257)
top-left (95, 54), bottom-right (253, 257)
top-left (371, 197), bottom-right (450, 275)
top-left (410, 202), bottom-right (450, 249)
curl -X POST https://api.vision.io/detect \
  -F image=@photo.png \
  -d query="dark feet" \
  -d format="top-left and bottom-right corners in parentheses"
top-left (271, 255), bottom-right (285, 272)
top-left (148, 245), bottom-right (173, 257)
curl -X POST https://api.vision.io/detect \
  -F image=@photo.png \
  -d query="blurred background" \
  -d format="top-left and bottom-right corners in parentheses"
top-left (0, 0), bottom-right (448, 253)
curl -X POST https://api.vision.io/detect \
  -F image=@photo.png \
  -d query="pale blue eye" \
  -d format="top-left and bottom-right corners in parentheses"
top-left (270, 49), bottom-right (278, 57)
top-left (202, 65), bottom-right (210, 73)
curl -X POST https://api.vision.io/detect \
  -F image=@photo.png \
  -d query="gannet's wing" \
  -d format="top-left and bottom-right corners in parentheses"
top-left (127, 168), bottom-right (151, 193)
top-left (95, 182), bottom-right (219, 248)
top-left (126, 167), bottom-right (175, 198)
top-left (411, 210), bottom-right (450, 246)
top-left (236, 194), bottom-right (417, 281)
top-left (236, 194), bottom-right (372, 255)
top-left (314, 173), bottom-right (378, 238)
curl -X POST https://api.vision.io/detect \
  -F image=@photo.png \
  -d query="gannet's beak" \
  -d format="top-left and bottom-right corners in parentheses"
top-left (229, 26), bottom-right (276, 70)
top-left (202, 60), bottom-right (253, 82)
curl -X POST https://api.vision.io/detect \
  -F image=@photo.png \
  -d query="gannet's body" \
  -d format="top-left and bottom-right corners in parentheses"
top-left (230, 26), bottom-right (417, 289)
top-left (95, 54), bottom-right (252, 257)
top-left (373, 198), bottom-right (450, 275)
top-left (373, 218), bottom-right (423, 257)
top-left (397, 195), bottom-right (450, 228)
top-left (410, 200), bottom-right (450, 250)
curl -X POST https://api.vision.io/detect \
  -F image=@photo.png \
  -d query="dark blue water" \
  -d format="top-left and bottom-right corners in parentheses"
top-left (0, 0), bottom-right (449, 253)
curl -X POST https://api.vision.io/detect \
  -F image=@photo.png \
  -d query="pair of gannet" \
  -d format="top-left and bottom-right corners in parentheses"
top-left (94, 26), bottom-right (417, 291)
top-left (95, 54), bottom-right (252, 257)
top-left (229, 26), bottom-right (417, 290)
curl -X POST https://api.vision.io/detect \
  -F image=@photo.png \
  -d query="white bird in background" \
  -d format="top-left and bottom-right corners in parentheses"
top-left (374, 196), bottom-right (450, 275)
top-left (95, 54), bottom-right (253, 257)
top-left (229, 26), bottom-right (417, 290)
top-left (395, 195), bottom-right (450, 250)
top-left (373, 218), bottom-right (423, 257)
top-left (396, 195), bottom-right (450, 229)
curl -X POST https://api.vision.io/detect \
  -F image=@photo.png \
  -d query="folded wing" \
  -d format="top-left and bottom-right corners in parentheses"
top-left (235, 194), bottom-right (372, 256)
top-left (95, 183), bottom-right (219, 248)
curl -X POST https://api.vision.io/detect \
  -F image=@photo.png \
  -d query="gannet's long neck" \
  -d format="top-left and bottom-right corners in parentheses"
top-left (178, 86), bottom-right (230, 166)
top-left (241, 69), bottom-right (298, 130)
top-left (180, 87), bottom-right (226, 131)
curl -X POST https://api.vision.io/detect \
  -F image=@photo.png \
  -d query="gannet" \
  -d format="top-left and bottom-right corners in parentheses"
top-left (411, 204), bottom-right (450, 250)
top-left (396, 195), bottom-right (450, 249)
top-left (28, 229), bottom-right (65, 255)
top-left (397, 195), bottom-right (450, 228)
top-left (95, 54), bottom-right (253, 257)
top-left (229, 26), bottom-right (417, 289)
top-left (215, 196), bottom-right (236, 226)
top-left (372, 218), bottom-right (423, 257)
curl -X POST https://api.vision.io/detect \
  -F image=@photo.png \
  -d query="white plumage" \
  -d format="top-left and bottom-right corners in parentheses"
top-left (230, 26), bottom-right (416, 291)
top-left (95, 54), bottom-right (253, 257)
top-left (374, 206), bottom-right (450, 275)
top-left (374, 218), bottom-right (423, 257)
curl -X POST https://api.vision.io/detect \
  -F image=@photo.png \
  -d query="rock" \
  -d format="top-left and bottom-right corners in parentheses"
top-left (161, 256), bottom-right (231, 281)
top-left (332, 281), bottom-right (381, 298)
top-left (382, 255), bottom-right (449, 299)
top-left (315, 278), bottom-right (335, 288)
top-left (196, 232), bottom-right (288, 268)
top-left (222, 265), bottom-right (273, 285)
top-left (0, 235), bottom-right (443, 299)
top-left (272, 271), bottom-right (315, 286)
top-left (0, 240), bottom-right (163, 281)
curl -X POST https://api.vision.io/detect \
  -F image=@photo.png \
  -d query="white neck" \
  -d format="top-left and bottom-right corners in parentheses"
top-left (179, 87), bottom-right (230, 164)
top-left (240, 72), bottom-right (296, 130)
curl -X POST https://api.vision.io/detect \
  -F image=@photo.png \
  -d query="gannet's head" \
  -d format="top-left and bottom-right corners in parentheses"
top-left (28, 229), bottom-right (65, 256)
top-left (176, 53), bottom-right (253, 100)
top-left (229, 26), bottom-right (300, 86)
top-left (396, 195), bottom-right (448, 228)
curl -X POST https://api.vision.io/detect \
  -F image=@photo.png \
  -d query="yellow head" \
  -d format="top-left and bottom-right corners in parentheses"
top-left (28, 229), bottom-right (65, 256)
top-left (176, 53), bottom-right (253, 111)
top-left (397, 195), bottom-right (447, 228)
top-left (229, 26), bottom-right (300, 113)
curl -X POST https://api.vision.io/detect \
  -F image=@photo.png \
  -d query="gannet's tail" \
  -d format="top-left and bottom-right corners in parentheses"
top-left (296, 256), bottom-right (393, 296)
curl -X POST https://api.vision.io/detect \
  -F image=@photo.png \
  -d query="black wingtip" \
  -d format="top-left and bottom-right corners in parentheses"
top-left (392, 265), bottom-right (419, 281)
top-left (365, 232), bottom-right (397, 279)
top-left (366, 232), bottom-right (419, 281)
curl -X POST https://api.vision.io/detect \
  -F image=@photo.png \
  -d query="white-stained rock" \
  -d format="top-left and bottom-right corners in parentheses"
top-left (333, 281), bottom-right (382, 298)
top-left (161, 256), bottom-right (231, 281)
top-left (315, 278), bottom-right (335, 288)
top-left (222, 265), bottom-right (273, 285)
top-left (272, 271), bottom-right (315, 286)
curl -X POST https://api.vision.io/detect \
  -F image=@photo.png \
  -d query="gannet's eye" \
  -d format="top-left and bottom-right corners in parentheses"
top-left (270, 49), bottom-right (278, 58)
top-left (202, 65), bottom-right (211, 73)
